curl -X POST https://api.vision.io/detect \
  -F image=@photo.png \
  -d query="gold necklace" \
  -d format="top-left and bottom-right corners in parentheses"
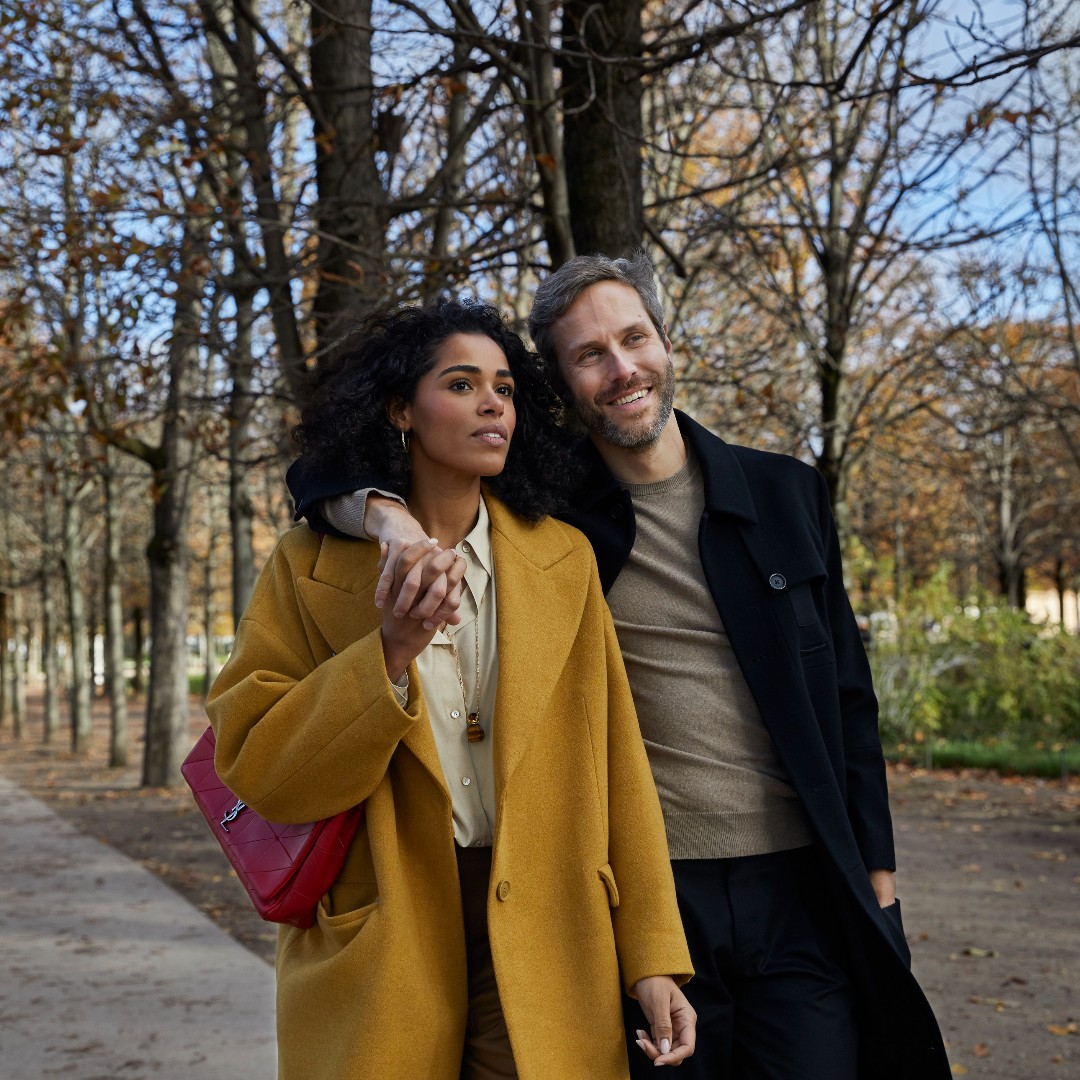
top-left (448, 606), bottom-right (484, 743)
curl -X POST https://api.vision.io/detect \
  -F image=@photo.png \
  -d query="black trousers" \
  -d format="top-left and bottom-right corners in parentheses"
top-left (625, 846), bottom-right (858, 1080)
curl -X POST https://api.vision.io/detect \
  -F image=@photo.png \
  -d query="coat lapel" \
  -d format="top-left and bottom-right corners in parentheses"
top-left (294, 534), bottom-right (447, 797)
top-left (486, 497), bottom-right (586, 799)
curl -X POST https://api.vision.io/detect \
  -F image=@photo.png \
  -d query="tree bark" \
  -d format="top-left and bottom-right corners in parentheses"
top-left (0, 591), bottom-right (8, 733)
top-left (61, 473), bottom-right (93, 756)
top-left (514, 0), bottom-right (574, 267)
top-left (561, 0), bottom-right (645, 257)
top-left (103, 448), bottom-right (129, 767)
top-left (10, 592), bottom-right (26, 740)
top-left (132, 606), bottom-right (146, 696)
top-left (309, 0), bottom-right (386, 355)
top-left (141, 242), bottom-right (201, 787)
top-left (228, 288), bottom-right (257, 625)
top-left (40, 471), bottom-right (62, 744)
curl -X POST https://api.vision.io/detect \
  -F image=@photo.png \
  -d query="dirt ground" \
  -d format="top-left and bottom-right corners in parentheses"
top-left (1, 691), bottom-right (1077, 1078)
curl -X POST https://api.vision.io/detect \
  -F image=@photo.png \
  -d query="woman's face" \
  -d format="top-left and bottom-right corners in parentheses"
top-left (394, 333), bottom-right (517, 483)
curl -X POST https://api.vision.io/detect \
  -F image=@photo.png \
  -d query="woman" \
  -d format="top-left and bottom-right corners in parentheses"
top-left (206, 298), bottom-right (693, 1079)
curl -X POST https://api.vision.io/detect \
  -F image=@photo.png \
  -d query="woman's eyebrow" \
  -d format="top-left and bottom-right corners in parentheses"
top-left (436, 364), bottom-right (514, 378)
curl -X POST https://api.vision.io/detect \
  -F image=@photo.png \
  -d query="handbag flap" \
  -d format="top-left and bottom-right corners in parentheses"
top-left (181, 725), bottom-right (362, 928)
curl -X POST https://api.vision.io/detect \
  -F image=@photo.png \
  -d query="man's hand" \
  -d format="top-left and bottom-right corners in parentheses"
top-left (380, 541), bottom-right (443, 683)
top-left (632, 976), bottom-right (696, 1067)
top-left (869, 868), bottom-right (897, 908)
top-left (365, 497), bottom-right (465, 629)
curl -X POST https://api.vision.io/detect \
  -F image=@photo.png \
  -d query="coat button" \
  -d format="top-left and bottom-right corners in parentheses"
top-left (496, 880), bottom-right (510, 901)
top-left (768, 572), bottom-right (787, 590)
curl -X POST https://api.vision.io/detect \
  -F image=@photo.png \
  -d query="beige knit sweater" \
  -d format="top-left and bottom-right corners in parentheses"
top-left (607, 450), bottom-right (812, 859)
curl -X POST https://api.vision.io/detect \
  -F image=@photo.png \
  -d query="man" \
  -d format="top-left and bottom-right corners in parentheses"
top-left (289, 253), bottom-right (949, 1079)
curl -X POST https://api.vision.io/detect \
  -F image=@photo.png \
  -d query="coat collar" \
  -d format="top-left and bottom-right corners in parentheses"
top-left (291, 495), bottom-right (586, 807)
top-left (574, 410), bottom-right (758, 523)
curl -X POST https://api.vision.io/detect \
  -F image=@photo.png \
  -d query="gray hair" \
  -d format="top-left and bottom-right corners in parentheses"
top-left (527, 250), bottom-right (667, 368)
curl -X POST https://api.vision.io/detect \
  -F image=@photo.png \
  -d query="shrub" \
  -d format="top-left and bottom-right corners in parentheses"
top-left (869, 573), bottom-right (1080, 752)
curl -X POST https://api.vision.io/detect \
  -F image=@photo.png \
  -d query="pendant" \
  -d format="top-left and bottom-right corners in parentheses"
top-left (466, 713), bottom-right (485, 743)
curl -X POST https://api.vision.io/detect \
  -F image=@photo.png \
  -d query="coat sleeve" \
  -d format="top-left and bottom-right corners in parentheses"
top-left (594, 573), bottom-right (694, 993)
top-left (205, 533), bottom-right (419, 824)
top-left (815, 471), bottom-right (897, 872)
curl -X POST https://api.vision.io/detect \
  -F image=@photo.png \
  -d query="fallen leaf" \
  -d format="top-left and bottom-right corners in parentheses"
top-left (973, 1044), bottom-right (989, 1057)
top-left (1032, 850), bottom-right (1067, 863)
top-left (1046, 1022), bottom-right (1078, 1037)
top-left (961, 946), bottom-right (998, 958)
top-left (961, 863), bottom-right (982, 873)
top-left (951, 1066), bottom-right (969, 1076)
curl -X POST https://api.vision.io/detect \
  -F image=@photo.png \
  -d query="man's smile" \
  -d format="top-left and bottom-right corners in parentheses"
top-left (609, 387), bottom-right (650, 407)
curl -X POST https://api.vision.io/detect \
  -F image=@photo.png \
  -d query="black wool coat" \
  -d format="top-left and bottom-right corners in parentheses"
top-left (561, 412), bottom-right (948, 1079)
top-left (287, 410), bottom-right (950, 1078)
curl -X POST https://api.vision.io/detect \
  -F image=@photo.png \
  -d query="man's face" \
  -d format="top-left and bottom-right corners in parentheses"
top-left (549, 281), bottom-right (676, 451)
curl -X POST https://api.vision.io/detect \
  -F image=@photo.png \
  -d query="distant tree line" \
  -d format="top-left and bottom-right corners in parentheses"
top-left (1, 0), bottom-right (1078, 783)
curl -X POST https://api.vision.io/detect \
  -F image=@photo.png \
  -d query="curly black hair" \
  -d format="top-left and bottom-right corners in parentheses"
top-left (293, 297), bottom-right (582, 521)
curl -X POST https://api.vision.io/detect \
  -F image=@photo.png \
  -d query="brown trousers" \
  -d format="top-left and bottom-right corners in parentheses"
top-left (456, 846), bottom-right (517, 1080)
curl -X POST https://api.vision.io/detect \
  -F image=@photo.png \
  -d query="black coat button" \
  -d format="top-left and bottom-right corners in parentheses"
top-left (768, 572), bottom-right (787, 590)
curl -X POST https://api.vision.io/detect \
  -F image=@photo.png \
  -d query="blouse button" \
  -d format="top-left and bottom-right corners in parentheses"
top-left (461, 776), bottom-right (472, 787)
top-left (496, 880), bottom-right (510, 901)
top-left (450, 708), bottom-right (461, 719)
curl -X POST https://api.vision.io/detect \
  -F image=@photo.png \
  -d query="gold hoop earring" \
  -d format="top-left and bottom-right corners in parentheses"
top-left (400, 429), bottom-right (411, 454)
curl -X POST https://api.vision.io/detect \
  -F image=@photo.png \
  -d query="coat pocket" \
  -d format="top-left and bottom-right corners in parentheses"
top-left (597, 863), bottom-right (620, 908)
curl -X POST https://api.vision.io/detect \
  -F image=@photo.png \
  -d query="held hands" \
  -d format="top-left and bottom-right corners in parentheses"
top-left (367, 498), bottom-right (465, 630)
top-left (379, 540), bottom-right (445, 683)
top-left (632, 976), bottom-right (696, 1067)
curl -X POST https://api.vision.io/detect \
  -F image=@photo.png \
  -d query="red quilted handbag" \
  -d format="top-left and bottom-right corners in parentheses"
top-left (181, 725), bottom-right (364, 929)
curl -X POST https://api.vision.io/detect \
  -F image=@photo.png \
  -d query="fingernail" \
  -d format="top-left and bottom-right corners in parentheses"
top-left (636, 1030), bottom-right (647, 1040)
top-left (660, 1039), bottom-right (670, 1055)
top-left (375, 599), bottom-right (383, 608)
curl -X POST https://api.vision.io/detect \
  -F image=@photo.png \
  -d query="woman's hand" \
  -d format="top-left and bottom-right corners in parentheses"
top-left (632, 976), bottom-right (696, 1067)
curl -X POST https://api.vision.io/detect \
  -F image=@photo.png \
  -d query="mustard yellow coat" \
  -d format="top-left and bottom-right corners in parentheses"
top-left (206, 497), bottom-right (691, 1080)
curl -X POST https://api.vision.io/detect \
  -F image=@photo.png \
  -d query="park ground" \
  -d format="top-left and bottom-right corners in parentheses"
top-left (1, 693), bottom-right (1077, 1078)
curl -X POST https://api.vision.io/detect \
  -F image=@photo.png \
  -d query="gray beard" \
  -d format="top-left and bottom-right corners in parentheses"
top-left (575, 361), bottom-right (677, 451)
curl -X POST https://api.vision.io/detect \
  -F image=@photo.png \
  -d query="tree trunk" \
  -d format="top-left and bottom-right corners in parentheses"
top-left (10, 592), bottom-right (26, 740)
top-left (62, 475), bottom-right (93, 755)
top-left (425, 37), bottom-right (470, 300)
top-left (561, 0), bottom-right (645, 257)
top-left (141, 257), bottom-right (201, 787)
top-left (201, 491), bottom-right (220, 700)
top-left (87, 588), bottom-right (99, 698)
top-left (0, 591), bottom-right (8, 733)
top-left (103, 450), bottom-right (129, 767)
top-left (228, 288), bottom-right (257, 625)
top-left (309, 0), bottom-right (386, 355)
top-left (132, 606), bottom-right (146, 695)
top-left (515, 0), bottom-right (574, 268)
top-left (40, 469), bottom-right (62, 743)
top-left (1054, 555), bottom-right (1067, 628)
